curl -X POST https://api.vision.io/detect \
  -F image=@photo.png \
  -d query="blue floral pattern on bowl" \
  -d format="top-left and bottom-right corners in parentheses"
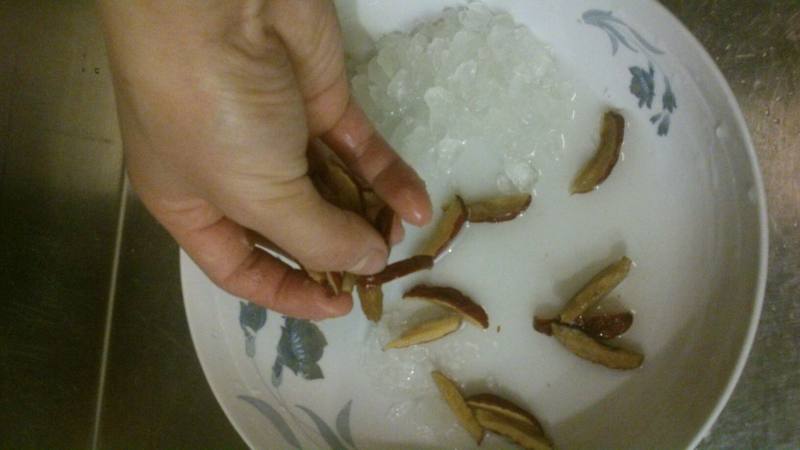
top-left (583, 10), bottom-right (678, 136)
top-left (237, 302), bottom-right (356, 449)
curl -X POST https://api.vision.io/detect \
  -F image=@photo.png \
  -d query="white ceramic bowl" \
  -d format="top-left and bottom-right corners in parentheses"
top-left (181, 1), bottom-right (768, 448)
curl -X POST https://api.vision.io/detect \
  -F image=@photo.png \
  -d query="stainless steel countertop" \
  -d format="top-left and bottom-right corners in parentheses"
top-left (1, 1), bottom-right (797, 448)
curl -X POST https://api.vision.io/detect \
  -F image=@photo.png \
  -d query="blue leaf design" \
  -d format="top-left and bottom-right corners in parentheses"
top-left (599, 23), bottom-right (637, 54)
top-left (583, 11), bottom-right (620, 55)
top-left (276, 322), bottom-right (297, 367)
top-left (582, 9), bottom-right (676, 136)
top-left (298, 360), bottom-right (324, 380)
top-left (272, 358), bottom-right (284, 387)
top-left (650, 112), bottom-right (663, 124)
top-left (662, 79), bottom-right (677, 112)
top-left (239, 302), bottom-right (267, 358)
top-left (583, 10), bottom-right (664, 55)
top-left (606, 30), bottom-right (619, 55)
top-left (239, 395), bottom-right (301, 449)
top-left (239, 302), bottom-right (267, 331)
top-left (297, 405), bottom-right (347, 450)
top-left (606, 16), bottom-right (665, 55)
top-left (657, 114), bottom-right (671, 136)
top-left (581, 9), bottom-right (614, 24)
top-left (287, 318), bottom-right (327, 363)
top-left (629, 65), bottom-right (655, 108)
top-left (274, 317), bottom-right (328, 383)
top-left (336, 400), bottom-right (356, 448)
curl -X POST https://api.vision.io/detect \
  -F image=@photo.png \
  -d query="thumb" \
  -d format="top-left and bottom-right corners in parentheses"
top-left (225, 177), bottom-right (388, 275)
top-left (268, 0), bottom-right (350, 134)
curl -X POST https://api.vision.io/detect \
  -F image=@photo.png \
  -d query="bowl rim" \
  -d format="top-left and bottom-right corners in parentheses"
top-left (180, 1), bottom-right (770, 448)
top-left (644, 1), bottom-right (769, 447)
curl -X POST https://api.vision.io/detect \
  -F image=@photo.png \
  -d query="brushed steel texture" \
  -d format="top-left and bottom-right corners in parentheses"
top-left (0, 1), bottom-right (123, 448)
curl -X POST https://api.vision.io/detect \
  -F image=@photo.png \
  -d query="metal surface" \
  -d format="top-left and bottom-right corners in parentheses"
top-left (0, 0), bottom-right (797, 448)
top-left (94, 182), bottom-right (244, 449)
top-left (0, 1), bottom-right (123, 448)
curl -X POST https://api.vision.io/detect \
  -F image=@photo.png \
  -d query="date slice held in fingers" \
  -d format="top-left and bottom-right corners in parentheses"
top-left (304, 269), bottom-right (356, 296)
top-left (375, 206), bottom-right (395, 245)
top-left (325, 271), bottom-right (343, 295)
top-left (551, 323), bottom-right (643, 370)
top-left (474, 409), bottom-right (553, 450)
top-left (571, 110), bottom-right (625, 194)
top-left (431, 371), bottom-right (484, 444)
top-left (357, 283), bottom-right (383, 322)
top-left (361, 189), bottom-right (385, 223)
top-left (418, 196), bottom-right (467, 258)
top-left (465, 194), bottom-right (532, 223)
top-left (384, 315), bottom-right (462, 350)
top-left (313, 158), bottom-right (363, 213)
top-left (404, 285), bottom-right (489, 329)
top-left (466, 393), bottom-right (544, 435)
top-left (560, 256), bottom-right (632, 325)
top-left (361, 255), bottom-right (434, 286)
top-left (340, 272), bottom-right (357, 294)
top-left (304, 268), bottom-right (327, 285)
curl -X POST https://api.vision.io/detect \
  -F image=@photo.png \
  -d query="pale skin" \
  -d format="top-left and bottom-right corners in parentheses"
top-left (98, 0), bottom-right (432, 320)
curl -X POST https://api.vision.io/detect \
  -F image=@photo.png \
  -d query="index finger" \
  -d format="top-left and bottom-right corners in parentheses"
top-left (322, 100), bottom-right (433, 226)
top-left (163, 211), bottom-right (352, 321)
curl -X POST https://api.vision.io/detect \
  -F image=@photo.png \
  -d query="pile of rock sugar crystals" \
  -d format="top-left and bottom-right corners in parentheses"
top-left (349, 2), bottom-right (576, 196)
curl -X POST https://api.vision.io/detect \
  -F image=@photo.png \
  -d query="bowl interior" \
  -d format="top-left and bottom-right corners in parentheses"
top-left (182, 1), bottom-right (766, 449)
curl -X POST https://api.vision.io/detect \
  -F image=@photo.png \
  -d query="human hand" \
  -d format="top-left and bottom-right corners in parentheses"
top-left (98, 0), bottom-right (432, 320)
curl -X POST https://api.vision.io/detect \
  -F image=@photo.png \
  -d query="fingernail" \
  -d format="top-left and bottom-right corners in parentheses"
top-left (400, 186), bottom-right (432, 226)
top-left (348, 249), bottom-right (386, 275)
top-left (318, 298), bottom-right (345, 318)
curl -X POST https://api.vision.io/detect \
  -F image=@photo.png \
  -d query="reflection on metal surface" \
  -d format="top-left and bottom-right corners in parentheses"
top-left (0, 0), bottom-right (797, 448)
top-left (0, 1), bottom-right (123, 448)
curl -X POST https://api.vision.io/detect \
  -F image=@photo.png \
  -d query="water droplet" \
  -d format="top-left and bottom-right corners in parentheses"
top-left (714, 123), bottom-right (729, 140)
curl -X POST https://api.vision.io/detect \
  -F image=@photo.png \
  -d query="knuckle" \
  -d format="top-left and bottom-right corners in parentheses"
top-left (301, 214), bottom-right (375, 271)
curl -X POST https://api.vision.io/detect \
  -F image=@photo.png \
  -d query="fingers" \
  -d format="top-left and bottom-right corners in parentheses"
top-left (390, 212), bottom-right (405, 245)
top-left (269, 0), bottom-right (350, 134)
top-left (163, 211), bottom-right (352, 320)
top-left (226, 178), bottom-right (388, 275)
top-left (267, 0), bottom-right (432, 226)
top-left (322, 101), bottom-right (433, 226)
